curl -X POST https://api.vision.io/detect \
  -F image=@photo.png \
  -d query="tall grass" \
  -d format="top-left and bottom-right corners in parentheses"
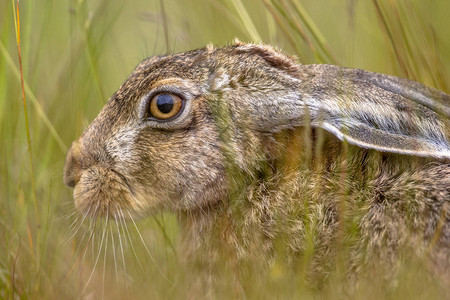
top-left (0, 0), bottom-right (449, 299)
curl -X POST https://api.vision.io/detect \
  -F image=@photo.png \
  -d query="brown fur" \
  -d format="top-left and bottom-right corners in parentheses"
top-left (63, 43), bottom-right (450, 288)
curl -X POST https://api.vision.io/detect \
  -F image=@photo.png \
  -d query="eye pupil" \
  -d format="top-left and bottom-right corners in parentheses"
top-left (148, 93), bottom-right (183, 121)
top-left (156, 94), bottom-right (174, 114)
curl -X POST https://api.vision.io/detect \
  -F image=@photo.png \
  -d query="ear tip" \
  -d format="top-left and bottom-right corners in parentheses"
top-left (365, 69), bottom-right (450, 117)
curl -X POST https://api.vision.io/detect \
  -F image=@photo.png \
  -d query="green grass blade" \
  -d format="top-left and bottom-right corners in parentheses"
top-left (0, 40), bottom-right (68, 153)
top-left (230, 0), bottom-right (262, 42)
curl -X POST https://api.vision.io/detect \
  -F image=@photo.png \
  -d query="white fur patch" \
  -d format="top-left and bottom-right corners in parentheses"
top-left (209, 67), bottom-right (230, 91)
top-left (106, 125), bottom-right (140, 172)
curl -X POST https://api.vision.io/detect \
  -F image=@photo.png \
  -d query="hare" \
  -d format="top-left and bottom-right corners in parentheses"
top-left (63, 42), bottom-right (450, 287)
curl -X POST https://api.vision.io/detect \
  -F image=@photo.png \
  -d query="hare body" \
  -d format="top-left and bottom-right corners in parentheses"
top-left (64, 43), bottom-right (450, 286)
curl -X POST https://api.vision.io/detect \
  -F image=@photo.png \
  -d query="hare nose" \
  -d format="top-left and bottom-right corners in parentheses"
top-left (63, 141), bottom-right (84, 188)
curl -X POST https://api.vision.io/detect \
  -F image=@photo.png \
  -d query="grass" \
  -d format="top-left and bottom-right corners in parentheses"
top-left (1, 0), bottom-right (449, 299)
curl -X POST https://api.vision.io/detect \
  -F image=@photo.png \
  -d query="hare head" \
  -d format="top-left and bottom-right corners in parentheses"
top-left (63, 42), bottom-right (450, 219)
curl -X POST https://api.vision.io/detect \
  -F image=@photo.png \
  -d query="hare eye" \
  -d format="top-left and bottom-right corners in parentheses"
top-left (148, 93), bottom-right (183, 120)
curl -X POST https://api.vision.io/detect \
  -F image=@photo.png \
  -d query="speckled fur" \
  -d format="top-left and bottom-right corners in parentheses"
top-left (64, 42), bottom-right (450, 287)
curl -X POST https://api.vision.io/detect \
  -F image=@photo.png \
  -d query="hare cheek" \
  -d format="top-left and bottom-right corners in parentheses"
top-left (106, 126), bottom-right (141, 174)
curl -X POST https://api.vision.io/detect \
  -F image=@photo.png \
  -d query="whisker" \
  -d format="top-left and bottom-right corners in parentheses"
top-left (73, 220), bottom-right (92, 257)
top-left (102, 212), bottom-right (109, 300)
top-left (115, 214), bottom-right (128, 289)
top-left (62, 204), bottom-right (94, 245)
top-left (82, 215), bottom-right (108, 296)
top-left (56, 210), bottom-right (77, 221)
top-left (73, 202), bottom-right (99, 295)
top-left (91, 220), bottom-right (96, 261)
top-left (72, 205), bottom-right (98, 257)
top-left (57, 200), bottom-right (75, 208)
top-left (118, 208), bottom-right (144, 273)
top-left (110, 225), bottom-right (119, 283)
top-left (62, 215), bottom-right (81, 242)
top-left (127, 210), bottom-right (173, 285)
top-left (59, 228), bottom-right (95, 296)
top-left (65, 204), bottom-right (94, 244)
top-left (76, 220), bottom-right (96, 295)
top-left (89, 204), bottom-right (101, 260)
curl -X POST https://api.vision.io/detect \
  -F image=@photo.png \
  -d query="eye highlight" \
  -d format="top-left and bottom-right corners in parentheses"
top-left (148, 93), bottom-right (183, 120)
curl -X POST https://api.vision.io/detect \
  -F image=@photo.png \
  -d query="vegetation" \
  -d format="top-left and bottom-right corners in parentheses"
top-left (1, 0), bottom-right (449, 299)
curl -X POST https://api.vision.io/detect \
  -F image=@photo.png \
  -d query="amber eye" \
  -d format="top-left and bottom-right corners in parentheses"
top-left (148, 93), bottom-right (183, 120)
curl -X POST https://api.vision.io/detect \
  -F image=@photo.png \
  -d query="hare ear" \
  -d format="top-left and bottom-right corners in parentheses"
top-left (298, 65), bottom-right (450, 159)
top-left (213, 44), bottom-right (449, 158)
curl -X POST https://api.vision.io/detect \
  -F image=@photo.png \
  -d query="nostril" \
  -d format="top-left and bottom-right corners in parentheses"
top-left (63, 141), bottom-right (83, 188)
top-left (65, 178), bottom-right (78, 188)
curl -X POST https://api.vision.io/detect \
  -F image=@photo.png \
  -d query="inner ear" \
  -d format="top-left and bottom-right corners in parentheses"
top-left (319, 118), bottom-right (450, 159)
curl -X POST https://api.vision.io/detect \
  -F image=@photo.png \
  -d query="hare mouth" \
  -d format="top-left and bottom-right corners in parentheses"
top-left (110, 168), bottom-right (136, 196)
top-left (73, 165), bottom-right (138, 218)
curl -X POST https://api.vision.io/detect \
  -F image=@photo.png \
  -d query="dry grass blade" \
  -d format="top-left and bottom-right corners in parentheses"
top-left (1, 0), bottom-right (449, 298)
top-left (58, 229), bottom-right (95, 296)
top-left (264, 0), bottom-right (337, 64)
top-left (0, 41), bottom-right (68, 152)
top-left (159, 0), bottom-right (170, 53)
top-left (10, 234), bottom-right (21, 299)
top-left (79, 0), bottom-right (106, 106)
top-left (152, 214), bottom-right (176, 255)
top-left (277, 0), bottom-right (315, 51)
top-left (12, 0), bottom-right (39, 223)
top-left (289, 0), bottom-right (339, 64)
top-left (372, 0), bottom-right (410, 77)
top-left (372, 0), bottom-right (449, 92)
top-left (1, 39), bottom-right (68, 154)
top-left (262, 0), bottom-right (304, 59)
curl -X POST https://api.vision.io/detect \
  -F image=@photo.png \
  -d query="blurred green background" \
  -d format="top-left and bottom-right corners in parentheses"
top-left (1, 0), bottom-right (449, 299)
